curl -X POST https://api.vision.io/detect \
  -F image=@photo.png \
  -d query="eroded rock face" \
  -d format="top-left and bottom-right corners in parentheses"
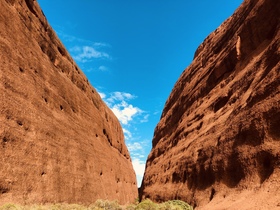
top-left (0, 0), bottom-right (137, 205)
top-left (140, 0), bottom-right (280, 209)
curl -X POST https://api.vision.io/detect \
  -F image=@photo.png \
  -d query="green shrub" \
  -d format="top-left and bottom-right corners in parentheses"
top-left (47, 203), bottom-right (88, 210)
top-left (92, 199), bottom-right (122, 210)
top-left (125, 204), bottom-right (137, 210)
top-left (0, 199), bottom-right (193, 210)
top-left (160, 200), bottom-right (193, 210)
top-left (133, 199), bottom-right (193, 210)
top-left (134, 199), bottom-right (157, 210)
top-left (0, 204), bottom-right (19, 210)
top-left (0, 203), bottom-right (90, 210)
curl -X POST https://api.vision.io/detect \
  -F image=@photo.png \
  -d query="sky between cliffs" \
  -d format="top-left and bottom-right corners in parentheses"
top-left (37, 0), bottom-right (243, 187)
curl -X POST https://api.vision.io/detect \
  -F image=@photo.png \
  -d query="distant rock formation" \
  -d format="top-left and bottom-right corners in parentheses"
top-left (140, 0), bottom-right (280, 209)
top-left (0, 0), bottom-right (137, 205)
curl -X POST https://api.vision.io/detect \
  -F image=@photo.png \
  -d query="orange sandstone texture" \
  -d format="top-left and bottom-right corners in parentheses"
top-left (140, 0), bottom-right (280, 209)
top-left (0, 0), bottom-right (137, 205)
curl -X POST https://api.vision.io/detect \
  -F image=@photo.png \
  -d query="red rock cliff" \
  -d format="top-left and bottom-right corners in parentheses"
top-left (0, 0), bottom-right (137, 205)
top-left (140, 0), bottom-right (280, 209)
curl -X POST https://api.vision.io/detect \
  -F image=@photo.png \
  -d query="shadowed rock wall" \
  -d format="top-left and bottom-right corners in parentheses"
top-left (0, 0), bottom-right (137, 205)
top-left (140, 0), bottom-right (280, 209)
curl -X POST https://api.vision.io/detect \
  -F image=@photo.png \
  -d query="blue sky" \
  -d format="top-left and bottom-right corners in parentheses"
top-left (37, 0), bottom-right (243, 187)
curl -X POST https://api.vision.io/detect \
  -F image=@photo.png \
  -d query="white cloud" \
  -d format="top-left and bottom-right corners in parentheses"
top-left (56, 31), bottom-right (110, 48)
top-left (98, 65), bottom-right (108, 71)
top-left (70, 46), bottom-right (110, 63)
top-left (132, 158), bottom-right (146, 187)
top-left (59, 33), bottom-right (111, 64)
top-left (98, 92), bottom-right (106, 99)
top-left (102, 92), bottom-right (142, 125)
top-left (140, 114), bottom-right (150, 123)
top-left (123, 128), bottom-right (132, 140)
top-left (127, 142), bottom-right (142, 152)
top-left (54, 30), bottom-right (111, 71)
top-left (111, 102), bottom-right (142, 125)
top-left (93, 42), bottom-right (111, 47)
top-left (106, 92), bottom-right (135, 105)
top-left (57, 32), bottom-right (79, 43)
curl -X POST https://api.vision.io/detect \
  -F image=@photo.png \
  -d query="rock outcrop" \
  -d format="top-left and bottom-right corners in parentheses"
top-left (0, 0), bottom-right (137, 205)
top-left (140, 0), bottom-right (280, 209)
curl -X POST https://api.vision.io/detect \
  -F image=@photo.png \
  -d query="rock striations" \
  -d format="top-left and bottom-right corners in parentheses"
top-left (140, 0), bottom-right (280, 209)
top-left (0, 0), bottom-right (137, 205)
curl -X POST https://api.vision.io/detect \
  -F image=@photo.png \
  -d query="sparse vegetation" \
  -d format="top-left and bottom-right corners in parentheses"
top-left (0, 199), bottom-right (193, 210)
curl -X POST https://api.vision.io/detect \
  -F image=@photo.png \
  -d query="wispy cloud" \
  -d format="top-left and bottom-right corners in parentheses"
top-left (123, 128), bottom-right (132, 140)
top-left (54, 30), bottom-right (111, 66)
top-left (81, 65), bottom-right (109, 73)
top-left (56, 31), bottom-right (111, 48)
top-left (127, 142), bottom-right (143, 151)
top-left (141, 114), bottom-right (150, 123)
top-left (98, 65), bottom-right (108, 71)
top-left (106, 92), bottom-right (135, 104)
top-left (70, 46), bottom-right (110, 63)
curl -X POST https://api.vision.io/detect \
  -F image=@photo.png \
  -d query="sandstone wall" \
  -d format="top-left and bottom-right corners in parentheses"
top-left (140, 0), bottom-right (280, 209)
top-left (0, 0), bottom-right (137, 205)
